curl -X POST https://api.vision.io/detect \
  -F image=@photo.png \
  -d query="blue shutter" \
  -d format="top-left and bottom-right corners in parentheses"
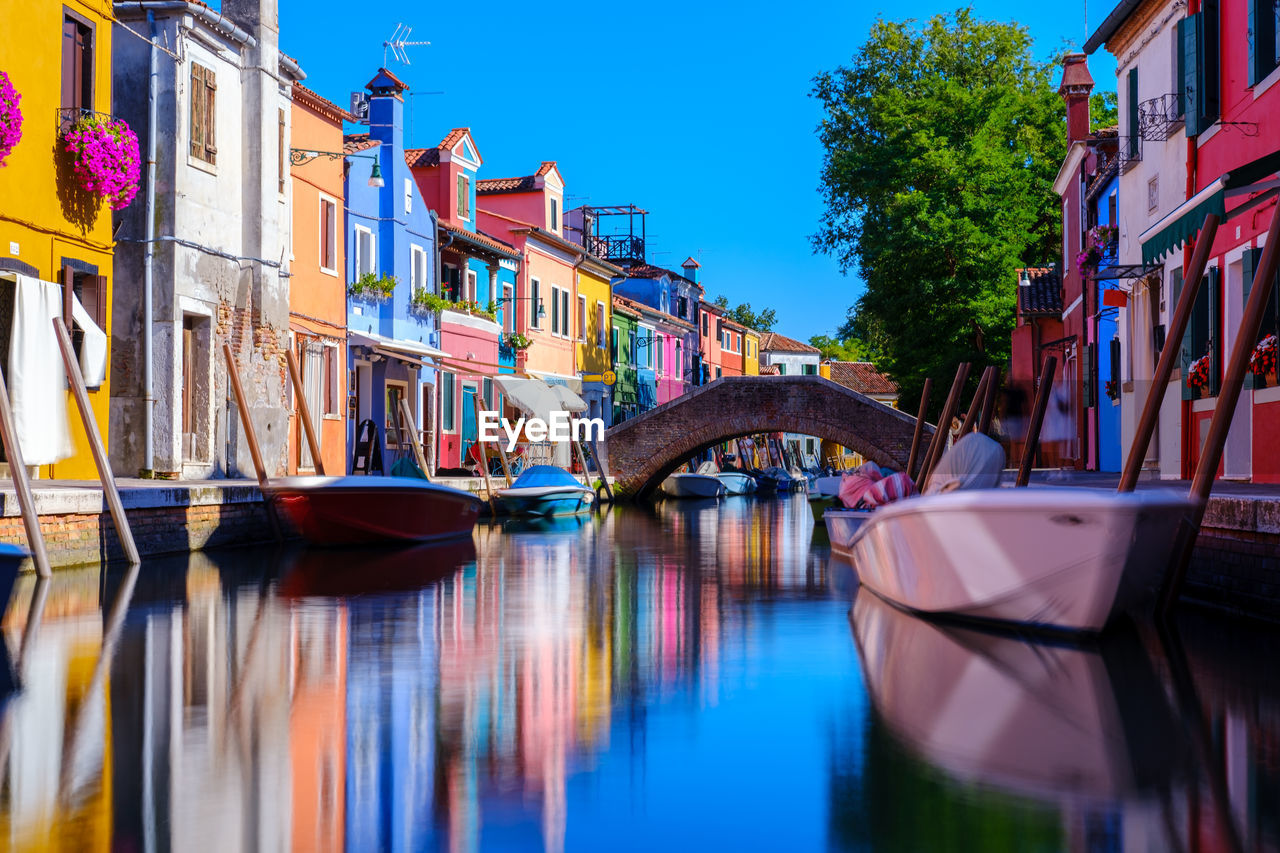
top-left (1183, 15), bottom-right (1201, 136)
top-left (1207, 267), bottom-right (1220, 396)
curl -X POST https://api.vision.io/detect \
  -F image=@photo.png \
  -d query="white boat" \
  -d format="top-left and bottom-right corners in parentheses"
top-left (494, 465), bottom-right (594, 516)
top-left (660, 472), bottom-right (726, 499)
top-left (845, 487), bottom-right (1201, 633)
top-left (823, 506), bottom-right (874, 550)
top-left (849, 590), bottom-right (1180, 801)
top-left (716, 471), bottom-right (756, 495)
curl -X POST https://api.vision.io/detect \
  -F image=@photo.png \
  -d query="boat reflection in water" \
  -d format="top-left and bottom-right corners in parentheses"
top-left (850, 591), bottom-right (1185, 803)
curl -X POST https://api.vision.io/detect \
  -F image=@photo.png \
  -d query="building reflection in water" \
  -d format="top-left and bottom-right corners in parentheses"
top-left (0, 498), bottom-right (1277, 851)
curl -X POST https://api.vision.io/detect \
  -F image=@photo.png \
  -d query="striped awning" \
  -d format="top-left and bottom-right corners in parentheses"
top-left (1141, 150), bottom-right (1280, 265)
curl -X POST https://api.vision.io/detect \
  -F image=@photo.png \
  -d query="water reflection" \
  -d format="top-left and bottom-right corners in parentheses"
top-left (0, 497), bottom-right (1277, 851)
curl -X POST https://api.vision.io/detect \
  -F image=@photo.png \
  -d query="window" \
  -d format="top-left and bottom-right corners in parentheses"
top-left (656, 335), bottom-right (664, 373)
top-left (1242, 247), bottom-right (1280, 389)
top-left (551, 285), bottom-right (561, 335)
top-left (278, 109), bottom-right (286, 194)
top-left (561, 289), bottom-right (570, 337)
top-left (677, 295), bottom-right (688, 319)
top-left (457, 174), bottom-right (470, 219)
top-left (441, 372), bottom-right (456, 432)
top-left (611, 327), bottom-right (618, 360)
top-left (503, 284), bottom-right (514, 332)
top-left (628, 329), bottom-right (637, 363)
top-left (319, 196), bottom-right (337, 274)
top-left (482, 377), bottom-right (493, 409)
top-left (410, 245), bottom-right (428, 295)
top-left (1126, 68), bottom-right (1139, 159)
top-left (466, 269), bottom-right (478, 303)
top-left (323, 344), bottom-right (340, 415)
top-left (1248, 0), bottom-right (1280, 85)
top-left (701, 312), bottom-right (708, 336)
top-left (442, 265), bottom-right (460, 299)
top-left (803, 363), bottom-right (817, 375)
top-left (61, 12), bottom-right (93, 114)
top-left (354, 226), bottom-right (374, 277)
top-left (596, 301), bottom-right (606, 348)
top-left (1180, 5), bottom-right (1220, 137)
top-left (404, 178), bottom-right (413, 214)
top-left (189, 63), bottom-right (217, 165)
top-left (385, 383), bottom-right (407, 447)
top-left (1178, 267), bottom-right (1221, 398)
top-left (716, 367), bottom-right (722, 379)
top-left (549, 197), bottom-right (559, 232)
top-left (530, 278), bottom-right (542, 329)
top-left (578, 294), bottom-right (587, 341)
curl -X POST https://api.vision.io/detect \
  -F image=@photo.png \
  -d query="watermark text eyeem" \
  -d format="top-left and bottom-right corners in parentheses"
top-left (478, 411), bottom-right (605, 451)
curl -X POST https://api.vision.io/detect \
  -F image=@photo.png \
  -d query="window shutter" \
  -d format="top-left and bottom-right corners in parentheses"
top-left (1110, 338), bottom-right (1121, 390)
top-left (1202, 0), bottom-right (1220, 125)
top-left (89, 274), bottom-right (107, 329)
top-left (1176, 270), bottom-right (1194, 400)
top-left (204, 66), bottom-right (217, 163)
top-left (1127, 68), bottom-right (1139, 158)
top-left (551, 289), bottom-right (559, 333)
top-left (1250, 0), bottom-right (1260, 85)
top-left (59, 266), bottom-right (75, 331)
top-left (1183, 16), bottom-right (1201, 136)
top-left (1084, 342), bottom-right (1096, 408)
top-left (1208, 267), bottom-right (1220, 395)
top-left (190, 65), bottom-right (204, 157)
top-left (1244, 247), bottom-right (1257, 389)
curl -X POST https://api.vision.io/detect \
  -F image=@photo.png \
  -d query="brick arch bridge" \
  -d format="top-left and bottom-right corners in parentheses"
top-left (604, 375), bottom-right (930, 499)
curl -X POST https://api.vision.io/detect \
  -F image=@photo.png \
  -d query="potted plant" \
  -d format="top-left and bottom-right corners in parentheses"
top-left (62, 112), bottom-right (141, 209)
top-left (348, 272), bottom-right (397, 302)
top-left (1251, 333), bottom-right (1278, 389)
top-left (1104, 379), bottom-right (1119, 402)
top-left (1075, 225), bottom-right (1119, 275)
top-left (503, 332), bottom-right (532, 350)
top-left (0, 71), bottom-right (22, 167)
top-left (1187, 354), bottom-right (1212, 399)
top-left (408, 289), bottom-right (452, 316)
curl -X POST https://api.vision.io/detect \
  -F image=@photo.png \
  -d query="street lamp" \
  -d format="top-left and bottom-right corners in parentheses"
top-left (290, 148), bottom-right (384, 188)
top-left (495, 294), bottom-right (546, 321)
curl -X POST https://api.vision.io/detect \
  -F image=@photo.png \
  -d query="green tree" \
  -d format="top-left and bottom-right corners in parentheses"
top-left (1091, 90), bottom-right (1118, 131)
top-left (713, 295), bottom-right (777, 332)
top-left (812, 10), bottom-right (1067, 415)
top-left (809, 334), bottom-right (875, 362)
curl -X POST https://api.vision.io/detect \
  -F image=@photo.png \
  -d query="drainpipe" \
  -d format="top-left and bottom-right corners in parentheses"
top-left (143, 11), bottom-right (159, 474)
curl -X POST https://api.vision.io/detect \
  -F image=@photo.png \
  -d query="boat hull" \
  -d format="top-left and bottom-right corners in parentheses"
top-left (495, 486), bottom-right (593, 517)
top-left (0, 544), bottom-right (26, 624)
top-left (824, 507), bottom-right (873, 549)
top-left (266, 476), bottom-right (483, 546)
top-left (716, 472), bottom-right (757, 495)
top-left (661, 474), bottom-right (726, 498)
top-left (846, 488), bottom-right (1200, 633)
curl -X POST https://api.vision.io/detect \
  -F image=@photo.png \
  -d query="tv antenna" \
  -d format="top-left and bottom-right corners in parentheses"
top-left (383, 23), bottom-right (430, 66)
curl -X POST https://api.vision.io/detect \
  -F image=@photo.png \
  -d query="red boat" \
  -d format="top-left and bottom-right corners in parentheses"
top-left (265, 476), bottom-right (484, 546)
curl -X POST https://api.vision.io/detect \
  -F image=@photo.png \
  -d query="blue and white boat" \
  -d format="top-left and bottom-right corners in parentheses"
top-left (495, 465), bottom-right (594, 517)
top-left (0, 543), bottom-right (26, 621)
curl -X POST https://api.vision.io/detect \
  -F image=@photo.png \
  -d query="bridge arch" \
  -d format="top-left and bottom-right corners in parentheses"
top-left (604, 375), bottom-right (930, 499)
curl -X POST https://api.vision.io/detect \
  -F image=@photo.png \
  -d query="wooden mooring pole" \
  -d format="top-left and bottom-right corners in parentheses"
top-left (0, 364), bottom-right (50, 577)
top-left (958, 366), bottom-right (994, 437)
top-left (917, 362), bottom-right (970, 489)
top-left (905, 378), bottom-right (932, 481)
top-left (53, 319), bottom-right (139, 565)
top-left (285, 347), bottom-right (326, 475)
top-left (222, 344), bottom-right (282, 541)
top-left (1015, 355), bottom-right (1057, 487)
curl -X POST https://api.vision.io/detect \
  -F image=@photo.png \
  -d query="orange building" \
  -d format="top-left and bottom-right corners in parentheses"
top-left (287, 85), bottom-right (352, 474)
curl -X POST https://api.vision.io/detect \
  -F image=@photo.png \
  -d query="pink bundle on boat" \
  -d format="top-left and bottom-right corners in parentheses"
top-left (837, 463), bottom-right (883, 508)
top-left (859, 472), bottom-right (917, 508)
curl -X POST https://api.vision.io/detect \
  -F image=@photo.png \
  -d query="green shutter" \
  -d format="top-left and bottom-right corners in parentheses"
top-left (1208, 267), bottom-right (1221, 395)
top-left (1244, 247), bottom-right (1256, 388)
top-left (1176, 20), bottom-right (1187, 117)
top-left (1127, 68), bottom-right (1140, 157)
top-left (1177, 270), bottom-right (1195, 400)
top-left (1202, 0), bottom-right (1221, 125)
top-left (1183, 15), bottom-right (1201, 136)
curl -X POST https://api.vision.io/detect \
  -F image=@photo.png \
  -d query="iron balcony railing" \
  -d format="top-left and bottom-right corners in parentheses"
top-left (588, 234), bottom-right (645, 263)
top-left (1138, 93), bottom-right (1184, 141)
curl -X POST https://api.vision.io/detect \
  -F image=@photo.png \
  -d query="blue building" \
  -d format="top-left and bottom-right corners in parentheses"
top-left (344, 69), bottom-right (442, 472)
top-left (1089, 155), bottom-right (1122, 472)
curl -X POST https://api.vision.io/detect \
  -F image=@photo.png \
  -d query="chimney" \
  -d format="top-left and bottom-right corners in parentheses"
top-left (681, 256), bottom-right (700, 284)
top-left (1059, 53), bottom-right (1094, 145)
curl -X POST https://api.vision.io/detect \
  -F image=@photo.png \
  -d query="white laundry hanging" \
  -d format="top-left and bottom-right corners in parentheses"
top-left (7, 273), bottom-right (73, 465)
top-left (70, 293), bottom-right (107, 388)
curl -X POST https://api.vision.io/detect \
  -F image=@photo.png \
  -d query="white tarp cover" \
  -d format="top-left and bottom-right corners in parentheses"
top-left (71, 293), bottom-right (107, 388)
top-left (549, 384), bottom-right (588, 413)
top-left (7, 274), bottom-right (73, 465)
top-left (348, 329), bottom-right (450, 363)
top-left (493, 376), bottom-right (565, 424)
top-left (924, 432), bottom-right (1006, 494)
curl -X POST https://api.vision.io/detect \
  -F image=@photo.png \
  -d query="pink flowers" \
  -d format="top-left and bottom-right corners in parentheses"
top-left (62, 113), bottom-right (141, 210)
top-left (0, 71), bottom-right (22, 167)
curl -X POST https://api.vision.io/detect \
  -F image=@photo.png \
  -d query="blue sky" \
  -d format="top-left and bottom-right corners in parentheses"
top-left (279, 1), bottom-right (1118, 345)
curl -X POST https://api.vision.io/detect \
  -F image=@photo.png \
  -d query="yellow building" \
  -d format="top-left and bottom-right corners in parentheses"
top-left (574, 255), bottom-right (622, 421)
top-left (743, 329), bottom-right (761, 375)
top-left (0, 0), bottom-right (118, 478)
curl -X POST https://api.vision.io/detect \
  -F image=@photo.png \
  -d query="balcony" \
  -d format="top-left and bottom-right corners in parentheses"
top-left (1137, 94), bottom-right (1184, 142)
top-left (1116, 136), bottom-right (1142, 173)
top-left (588, 234), bottom-right (645, 264)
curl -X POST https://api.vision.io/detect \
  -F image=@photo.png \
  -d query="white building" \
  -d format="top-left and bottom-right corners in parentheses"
top-left (111, 0), bottom-right (301, 478)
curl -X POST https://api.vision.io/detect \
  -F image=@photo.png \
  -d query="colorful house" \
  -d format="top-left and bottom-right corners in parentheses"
top-left (1010, 266), bottom-right (1067, 468)
top-left (287, 84), bottom-right (353, 476)
top-left (0, 0), bottom-right (117, 479)
top-left (718, 317), bottom-right (750, 377)
top-left (758, 332), bottom-right (821, 375)
top-left (743, 329), bottom-right (761, 375)
top-left (343, 69), bottom-right (442, 473)
top-left (112, 0), bottom-right (302, 478)
top-left (575, 254), bottom-right (623, 423)
top-left (406, 128), bottom-right (521, 470)
top-left (698, 301), bottom-right (725, 382)
top-left (611, 296), bottom-right (642, 423)
top-left (1088, 0), bottom-right (1280, 481)
top-left (610, 263), bottom-right (701, 402)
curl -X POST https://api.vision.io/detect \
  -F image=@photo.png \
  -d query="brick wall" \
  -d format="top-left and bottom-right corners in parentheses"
top-left (0, 500), bottom-right (278, 570)
top-left (606, 375), bottom-right (928, 498)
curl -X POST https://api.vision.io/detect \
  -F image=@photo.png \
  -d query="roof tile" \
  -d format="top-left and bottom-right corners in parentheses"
top-left (825, 361), bottom-right (898, 395)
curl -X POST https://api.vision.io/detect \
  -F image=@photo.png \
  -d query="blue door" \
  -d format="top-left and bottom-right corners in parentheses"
top-left (461, 385), bottom-right (478, 467)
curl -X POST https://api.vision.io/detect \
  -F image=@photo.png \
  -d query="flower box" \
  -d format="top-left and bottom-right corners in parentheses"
top-left (62, 111), bottom-right (141, 209)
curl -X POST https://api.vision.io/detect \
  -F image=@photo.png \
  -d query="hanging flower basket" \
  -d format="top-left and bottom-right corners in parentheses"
top-left (0, 71), bottom-right (22, 167)
top-left (349, 272), bottom-right (396, 302)
top-left (1187, 355), bottom-right (1212, 398)
top-left (62, 112), bottom-right (141, 209)
top-left (1075, 225), bottom-right (1119, 275)
top-left (503, 332), bottom-right (532, 350)
top-left (1251, 333), bottom-right (1278, 389)
top-left (1104, 379), bottom-right (1119, 402)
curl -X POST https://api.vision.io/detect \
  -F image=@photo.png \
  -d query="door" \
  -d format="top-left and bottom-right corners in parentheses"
top-left (385, 381), bottom-right (408, 452)
top-left (299, 340), bottom-right (324, 470)
top-left (461, 383), bottom-right (478, 467)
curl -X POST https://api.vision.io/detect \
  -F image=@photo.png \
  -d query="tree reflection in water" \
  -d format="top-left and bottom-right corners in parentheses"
top-left (0, 497), bottom-right (1275, 852)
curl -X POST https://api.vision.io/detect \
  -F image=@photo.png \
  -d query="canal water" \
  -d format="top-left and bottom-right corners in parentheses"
top-left (0, 495), bottom-right (1277, 851)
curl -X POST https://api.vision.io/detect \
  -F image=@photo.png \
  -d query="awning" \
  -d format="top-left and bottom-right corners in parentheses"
top-left (526, 369), bottom-right (583, 395)
top-left (349, 329), bottom-right (450, 364)
top-left (493, 376), bottom-right (569, 424)
top-left (1141, 150), bottom-right (1280, 264)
